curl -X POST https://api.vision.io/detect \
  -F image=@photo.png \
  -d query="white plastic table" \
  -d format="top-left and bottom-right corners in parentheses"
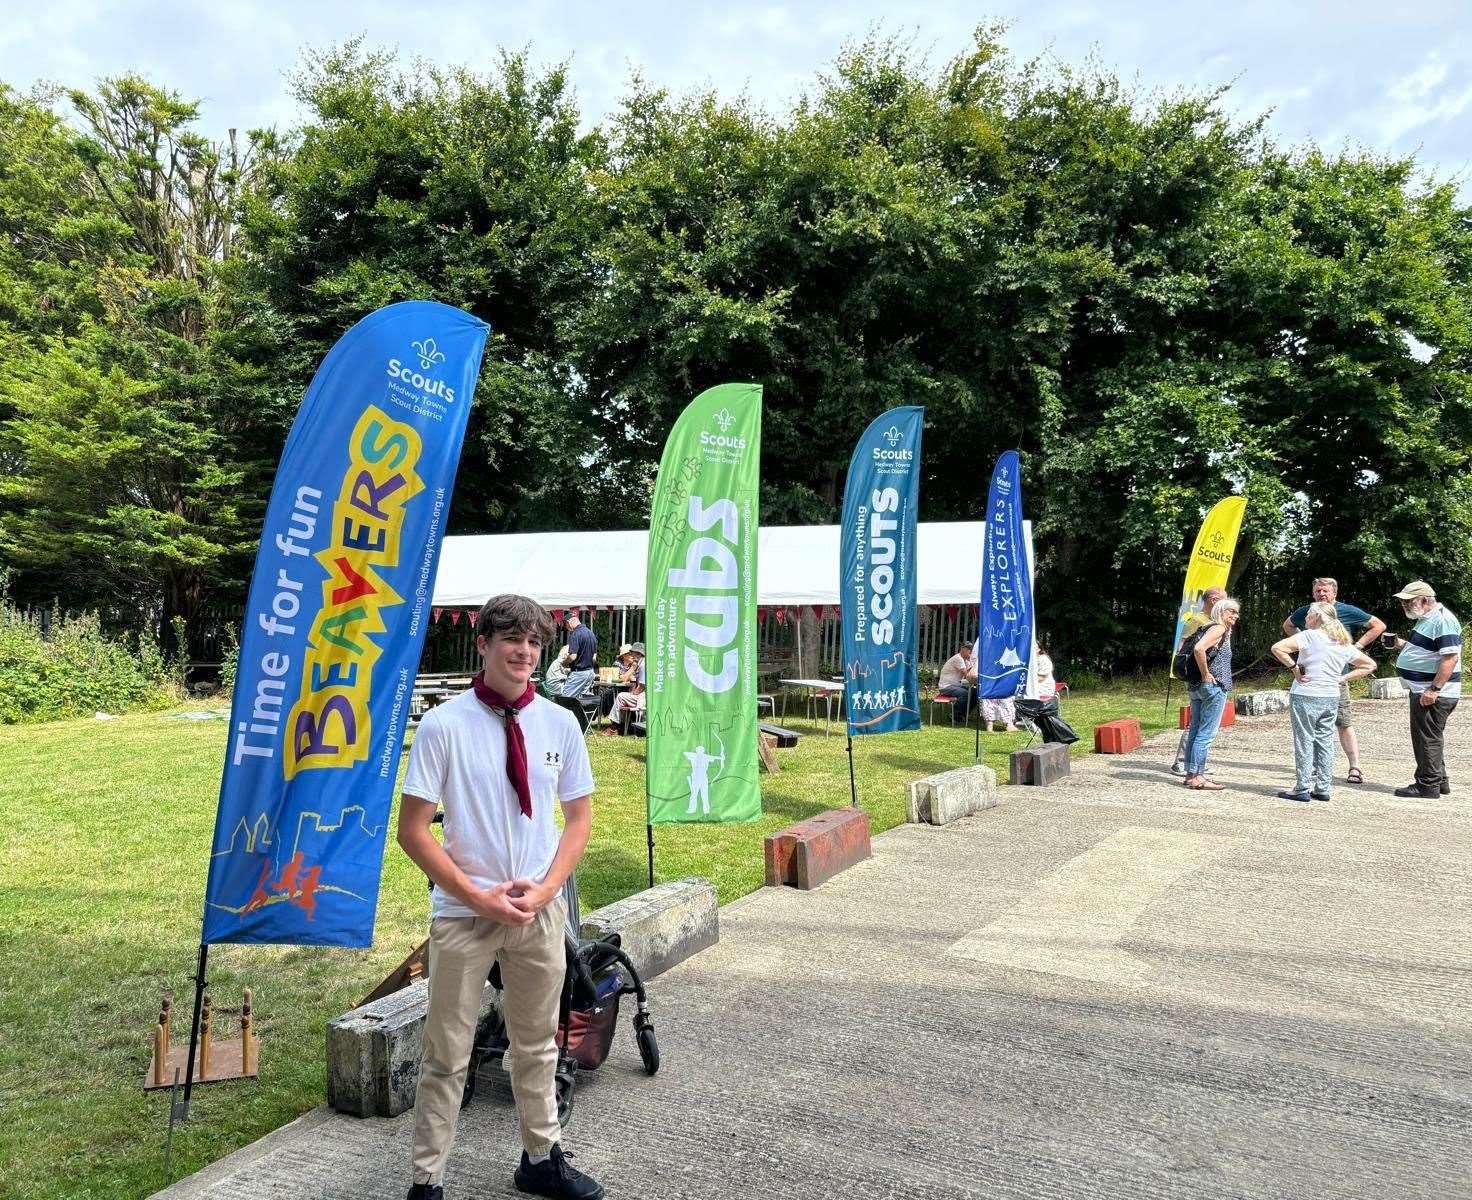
top-left (779, 678), bottom-right (846, 736)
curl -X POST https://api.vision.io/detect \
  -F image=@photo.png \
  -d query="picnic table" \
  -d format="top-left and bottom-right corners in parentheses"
top-left (779, 677), bottom-right (846, 736)
top-left (409, 674), bottom-right (472, 725)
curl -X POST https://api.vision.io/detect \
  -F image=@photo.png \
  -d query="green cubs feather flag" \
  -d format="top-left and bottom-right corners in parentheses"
top-left (644, 383), bottom-right (762, 824)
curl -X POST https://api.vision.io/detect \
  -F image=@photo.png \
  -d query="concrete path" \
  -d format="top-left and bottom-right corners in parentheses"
top-left (156, 699), bottom-right (1471, 1200)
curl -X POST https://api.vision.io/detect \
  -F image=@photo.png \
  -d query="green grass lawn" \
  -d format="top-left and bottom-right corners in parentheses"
top-left (0, 684), bottom-right (1171, 1200)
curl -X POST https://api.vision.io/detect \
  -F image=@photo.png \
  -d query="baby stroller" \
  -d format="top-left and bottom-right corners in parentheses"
top-left (459, 878), bottom-right (659, 1126)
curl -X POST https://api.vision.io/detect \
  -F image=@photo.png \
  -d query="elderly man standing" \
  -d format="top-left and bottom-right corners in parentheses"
top-left (559, 608), bottom-right (598, 700)
top-left (1387, 581), bottom-right (1461, 798)
top-left (1282, 577), bottom-right (1386, 785)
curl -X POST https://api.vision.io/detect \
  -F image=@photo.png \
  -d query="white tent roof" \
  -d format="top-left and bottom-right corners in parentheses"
top-left (432, 522), bottom-right (984, 608)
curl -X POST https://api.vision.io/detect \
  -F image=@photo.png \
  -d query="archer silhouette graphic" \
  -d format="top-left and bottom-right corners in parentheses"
top-left (683, 738), bottom-right (725, 815)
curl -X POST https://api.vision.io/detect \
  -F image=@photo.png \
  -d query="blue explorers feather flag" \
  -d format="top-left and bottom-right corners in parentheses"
top-left (840, 406), bottom-right (925, 735)
top-left (977, 450), bottom-right (1033, 699)
top-left (201, 301), bottom-right (489, 947)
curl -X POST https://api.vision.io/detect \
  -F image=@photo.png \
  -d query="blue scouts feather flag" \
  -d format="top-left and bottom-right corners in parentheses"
top-left (201, 301), bottom-right (489, 947)
top-left (977, 450), bottom-right (1033, 700)
top-left (840, 406), bottom-right (925, 735)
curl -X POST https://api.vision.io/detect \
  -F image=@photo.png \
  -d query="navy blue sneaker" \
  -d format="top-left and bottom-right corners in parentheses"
top-left (515, 1145), bottom-right (605, 1200)
top-left (1277, 789), bottom-right (1311, 803)
top-left (407, 1184), bottom-right (443, 1200)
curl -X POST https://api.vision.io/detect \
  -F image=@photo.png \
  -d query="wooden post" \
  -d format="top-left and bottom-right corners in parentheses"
top-left (198, 992), bottom-right (213, 1080)
top-left (240, 988), bottom-right (254, 1076)
top-left (153, 997), bottom-right (172, 1087)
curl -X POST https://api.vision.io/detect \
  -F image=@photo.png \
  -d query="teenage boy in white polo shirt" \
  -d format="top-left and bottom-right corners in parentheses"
top-left (397, 594), bottom-right (603, 1200)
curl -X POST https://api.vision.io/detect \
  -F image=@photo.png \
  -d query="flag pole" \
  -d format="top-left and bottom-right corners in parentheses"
top-left (179, 942), bottom-right (210, 1117)
top-left (845, 729), bottom-right (859, 807)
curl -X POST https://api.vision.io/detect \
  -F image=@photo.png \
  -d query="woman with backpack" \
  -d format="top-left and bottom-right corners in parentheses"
top-left (1271, 601), bottom-right (1377, 803)
top-left (1180, 598), bottom-right (1241, 791)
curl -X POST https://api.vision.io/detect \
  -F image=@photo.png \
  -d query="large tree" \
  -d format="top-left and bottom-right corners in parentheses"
top-left (574, 29), bottom-right (1472, 667)
top-left (0, 79), bottom-right (280, 648)
top-left (241, 44), bottom-right (611, 532)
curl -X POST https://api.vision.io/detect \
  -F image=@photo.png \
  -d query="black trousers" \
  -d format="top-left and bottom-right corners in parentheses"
top-left (1409, 694), bottom-right (1458, 791)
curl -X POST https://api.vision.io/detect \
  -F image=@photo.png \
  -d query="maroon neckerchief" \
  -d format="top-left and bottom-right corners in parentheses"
top-left (472, 671), bottom-right (536, 819)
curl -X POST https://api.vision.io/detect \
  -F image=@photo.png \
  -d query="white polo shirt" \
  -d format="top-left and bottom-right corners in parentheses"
top-left (402, 689), bottom-right (595, 919)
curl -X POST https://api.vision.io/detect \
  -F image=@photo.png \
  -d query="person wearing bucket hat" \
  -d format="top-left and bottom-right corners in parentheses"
top-left (1385, 581), bottom-right (1461, 798)
top-left (605, 642), bottom-right (646, 734)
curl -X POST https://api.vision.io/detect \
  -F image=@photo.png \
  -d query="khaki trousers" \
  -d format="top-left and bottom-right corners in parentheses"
top-left (411, 895), bottom-right (566, 1185)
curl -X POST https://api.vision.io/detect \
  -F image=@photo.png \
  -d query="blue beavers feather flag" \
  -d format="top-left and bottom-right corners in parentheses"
top-left (201, 301), bottom-right (489, 947)
top-left (977, 450), bottom-right (1032, 699)
top-left (840, 406), bottom-right (925, 735)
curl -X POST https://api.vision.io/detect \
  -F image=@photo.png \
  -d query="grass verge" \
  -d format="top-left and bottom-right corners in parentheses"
top-left (0, 683), bottom-right (1170, 1199)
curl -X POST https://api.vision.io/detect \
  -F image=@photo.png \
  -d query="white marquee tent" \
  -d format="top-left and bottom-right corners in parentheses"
top-left (432, 521), bottom-right (985, 609)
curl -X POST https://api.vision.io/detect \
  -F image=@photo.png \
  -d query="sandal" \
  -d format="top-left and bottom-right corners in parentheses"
top-left (1347, 767), bottom-right (1364, 785)
top-left (1188, 779), bottom-right (1226, 791)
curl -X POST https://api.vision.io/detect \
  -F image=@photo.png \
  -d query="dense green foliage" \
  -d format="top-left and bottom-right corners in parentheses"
top-left (0, 593), bottom-right (176, 721)
top-left (1, 28), bottom-right (1468, 668)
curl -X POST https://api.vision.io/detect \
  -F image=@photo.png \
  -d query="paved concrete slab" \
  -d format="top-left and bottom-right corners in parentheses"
top-left (156, 701), bottom-right (1471, 1200)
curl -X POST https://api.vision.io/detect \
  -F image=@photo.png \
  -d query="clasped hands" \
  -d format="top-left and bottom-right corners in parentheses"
top-left (467, 878), bottom-right (556, 925)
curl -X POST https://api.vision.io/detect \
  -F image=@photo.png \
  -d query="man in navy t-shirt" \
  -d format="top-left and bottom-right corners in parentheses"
top-left (560, 609), bottom-right (598, 699)
top-left (1282, 576), bottom-right (1386, 784)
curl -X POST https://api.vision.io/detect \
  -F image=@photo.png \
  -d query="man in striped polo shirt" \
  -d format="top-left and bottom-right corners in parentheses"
top-left (1387, 580), bottom-right (1461, 798)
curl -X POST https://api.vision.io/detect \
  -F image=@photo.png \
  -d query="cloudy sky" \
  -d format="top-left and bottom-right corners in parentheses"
top-left (4, 2), bottom-right (1468, 191)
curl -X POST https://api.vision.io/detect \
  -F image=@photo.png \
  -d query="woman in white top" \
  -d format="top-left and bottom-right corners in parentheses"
top-left (1034, 645), bottom-right (1057, 702)
top-left (1271, 601), bottom-right (1376, 802)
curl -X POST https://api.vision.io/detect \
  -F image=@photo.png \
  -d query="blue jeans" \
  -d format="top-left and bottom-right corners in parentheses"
top-left (560, 668), bottom-right (594, 699)
top-left (1183, 683), bottom-right (1229, 776)
top-left (1290, 693), bottom-right (1337, 795)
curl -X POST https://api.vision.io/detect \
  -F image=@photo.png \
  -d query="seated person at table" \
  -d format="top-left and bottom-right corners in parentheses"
top-left (596, 645), bottom-right (637, 718)
top-left (966, 638), bottom-right (1019, 732)
top-left (540, 647), bottom-right (572, 698)
top-left (605, 643), bottom-right (646, 734)
top-left (936, 639), bottom-right (975, 724)
top-left (615, 644), bottom-right (639, 684)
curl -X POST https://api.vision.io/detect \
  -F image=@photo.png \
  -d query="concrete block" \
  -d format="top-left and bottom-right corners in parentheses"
top-left (1009, 742), bottom-right (1071, 786)
top-left (327, 876), bottom-right (718, 1118)
top-left (327, 978), bottom-right (498, 1118)
top-left (906, 765), bottom-right (1000, 826)
top-left (1180, 703), bottom-right (1235, 729)
top-left (765, 809), bottom-right (871, 889)
top-left (1093, 718), bottom-right (1142, 754)
top-left (579, 876), bottom-right (719, 982)
top-left (1369, 677), bottom-right (1409, 701)
top-left (1236, 690), bottom-right (1290, 716)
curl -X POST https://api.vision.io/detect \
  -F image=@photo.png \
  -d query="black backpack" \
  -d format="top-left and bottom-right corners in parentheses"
top-left (1173, 624), bottom-right (1221, 683)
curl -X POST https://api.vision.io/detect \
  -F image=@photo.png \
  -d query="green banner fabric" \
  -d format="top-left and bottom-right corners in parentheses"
top-left (645, 383), bottom-right (763, 825)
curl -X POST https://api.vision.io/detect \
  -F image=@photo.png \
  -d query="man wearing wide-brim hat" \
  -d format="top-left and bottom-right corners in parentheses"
top-left (1385, 581), bottom-right (1462, 798)
top-left (605, 642), bottom-right (646, 735)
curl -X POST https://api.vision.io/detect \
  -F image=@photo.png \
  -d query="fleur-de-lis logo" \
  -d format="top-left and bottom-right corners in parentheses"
top-left (883, 426), bottom-right (903, 447)
top-left (1209, 530), bottom-right (1224, 549)
top-left (412, 338), bottom-right (446, 371)
top-left (713, 407), bottom-right (735, 433)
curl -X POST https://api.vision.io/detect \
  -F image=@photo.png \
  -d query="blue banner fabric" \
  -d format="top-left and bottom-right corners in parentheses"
top-left (201, 301), bottom-right (489, 947)
top-left (840, 406), bottom-right (925, 735)
top-left (977, 450), bottom-right (1033, 699)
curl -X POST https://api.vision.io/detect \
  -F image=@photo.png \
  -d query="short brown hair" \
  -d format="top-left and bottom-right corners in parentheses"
top-left (474, 594), bottom-right (554, 645)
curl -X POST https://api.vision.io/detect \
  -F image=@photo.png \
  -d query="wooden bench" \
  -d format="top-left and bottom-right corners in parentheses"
top-left (758, 722), bottom-right (801, 749)
top-left (763, 809), bottom-right (871, 890)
